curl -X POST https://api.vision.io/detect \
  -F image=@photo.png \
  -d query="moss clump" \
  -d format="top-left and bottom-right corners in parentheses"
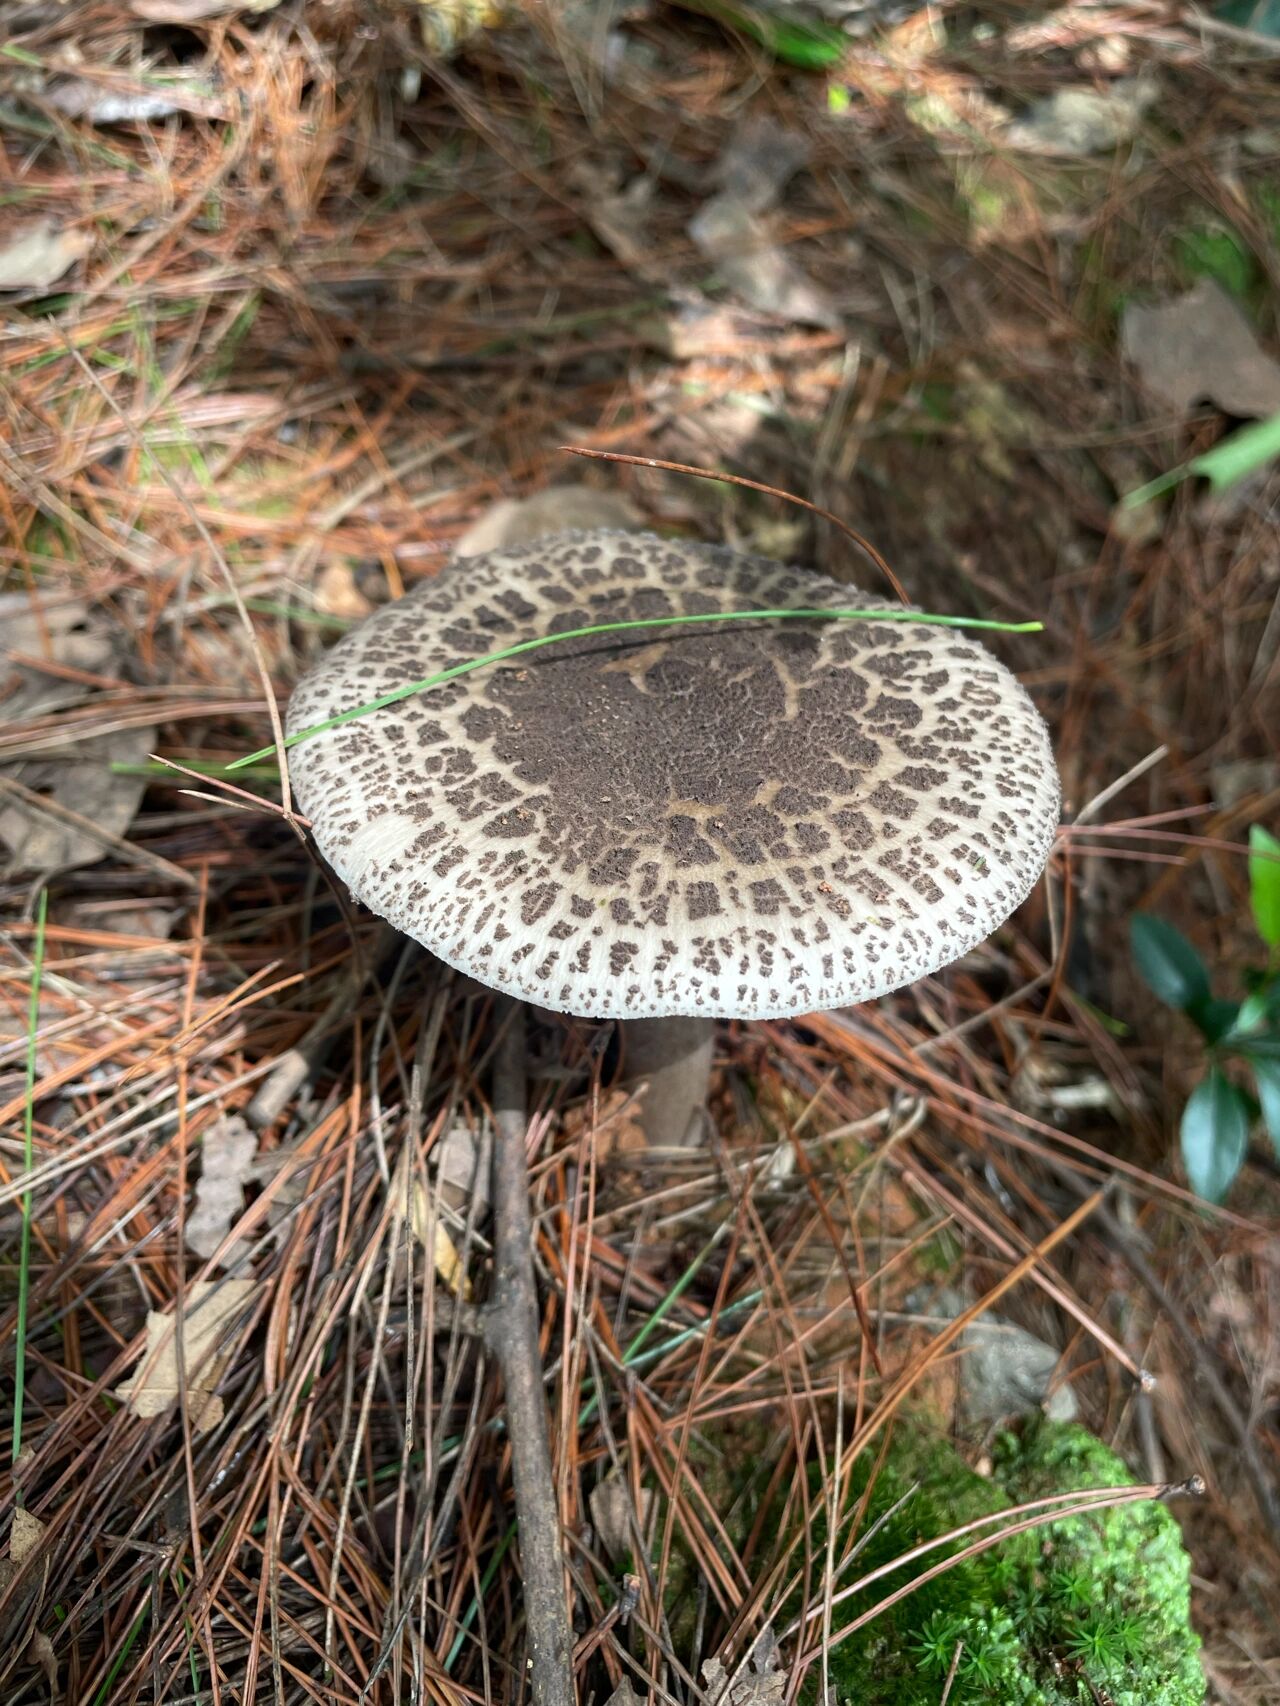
top-left (823, 1419), bottom-right (1203, 1706)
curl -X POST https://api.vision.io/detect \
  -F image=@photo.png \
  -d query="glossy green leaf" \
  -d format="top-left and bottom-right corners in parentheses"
top-left (674, 0), bottom-right (848, 67)
top-left (1192, 997), bottom-right (1241, 1044)
top-left (1130, 914), bottom-right (1212, 1012)
top-left (1235, 989), bottom-right (1272, 1034)
top-left (1252, 1056), bottom-right (1280, 1146)
top-left (1180, 1070), bottom-right (1251, 1203)
top-left (1249, 824), bottom-right (1280, 949)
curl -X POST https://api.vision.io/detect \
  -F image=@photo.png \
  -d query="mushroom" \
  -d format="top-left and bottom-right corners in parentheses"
top-left (285, 527), bottom-right (1058, 1701)
top-left (286, 528), bottom-right (1059, 1143)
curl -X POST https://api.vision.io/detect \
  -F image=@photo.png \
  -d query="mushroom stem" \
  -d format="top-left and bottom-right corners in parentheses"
top-left (622, 1016), bottom-right (716, 1148)
top-left (487, 999), bottom-right (575, 1706)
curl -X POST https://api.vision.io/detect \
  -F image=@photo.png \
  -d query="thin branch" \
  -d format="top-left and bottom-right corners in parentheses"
top-left (486, 1000), bottom-right (576, 1706)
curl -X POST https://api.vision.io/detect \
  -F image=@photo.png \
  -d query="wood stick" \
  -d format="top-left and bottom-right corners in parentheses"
top-left (486, 999), bottom-right (575, 1706)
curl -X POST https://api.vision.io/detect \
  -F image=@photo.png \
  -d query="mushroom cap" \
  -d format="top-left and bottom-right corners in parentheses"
top-left (287, 530), bottom-right (1059, 1019)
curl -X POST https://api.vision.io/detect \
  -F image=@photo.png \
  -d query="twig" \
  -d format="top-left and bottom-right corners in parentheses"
top-left (559, 444), bottom-right (910, 604)
top-left (485, 1000), bottom-right (575, 1706)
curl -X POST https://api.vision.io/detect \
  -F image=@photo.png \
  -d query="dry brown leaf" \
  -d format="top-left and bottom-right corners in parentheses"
top-left (0, 220), bottom-right (91, 294)
top-left (9, 1508), bottom-right (44, 1567)
top-left (711, 118), bottom-right (810, 217)
top-left (0, 594), bottom-right (157, 878)
top-left (702, 1627), bottom-right (784, 1706)
top-left (689, 198), bottom-right (840, 330)
top-left (314, 562), bottom-right (374, 621)
top-left (589, 1469), bottom-right (653, 1562)
top-left (433, 1122), bottom-right (491, 1215)
top-left (1005, 76), bottom-right (1157, 157)
top-left (46, 77), bottom-right (229, 124)
top-left (409, 1179), bottom-right (473, 1299)
top-left (0, 1509), bottom-right (50, 1693)
top-left (185, 1114), bottom-right (258, 1264)
top-left (113, 1279), bottom-right (256, 1431)
top-left (1121, 278), bottom-right (1280, 419)
top-left (562, 1085), bottom-right (649, 1161)
top-left (131, 0), bottom-right (279, 17)
top-left (30, 1630), bottom-right (57, 1696)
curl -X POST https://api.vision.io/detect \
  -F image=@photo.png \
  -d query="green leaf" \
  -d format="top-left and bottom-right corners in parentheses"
top-left (1252, 1056), bottom-right (1280, 1145)
top-left (1181, 1070), bottom-right (1251, 1203)
top-left (1191, 997), bottom-right (1241, 1044)
top-left (673, 0), bottom-right (848, 67)
top-left (1248, 824), bottom-right (1280, 949)
top-left (1122, 409), bottom-right (1280, 508)
top-left (1130, 914), bottom-right (1212, 1012)
top-left (1235, 989), bottom-right (1272, 1034)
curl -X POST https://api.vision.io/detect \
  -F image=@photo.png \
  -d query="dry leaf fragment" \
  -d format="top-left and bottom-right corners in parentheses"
top-left (46, 78), bottom-right (229, 124)
top-left (409, 1178), bottom-right (473, 1299)
top-left (114, 1279), bottom-right (256, 1432)
top-left (0, 1509), bottom-right (50, 1693)
top-left (0, 595), bottom-right (157, 878)
top-left (433, 1122), bottom-right (492, 1215)
top-left (604, 1682), bottom-right (644, 1706)
top-left (702, 1627), bottom-right (784, 1706)
top-left (1005, 76), bottom-right (1157, 157)
top-left (689, 198), bottom-right (840, 330)
top-left (1121, 278), bottom-right (1280, 419)
top-left (712, 118), bottom-right (810, 217)
top-left (315, 562), bottom-right (374, 622)
top-left (562, 1085), bottom-right (649, 1161)
top-left (589, 1469), bottom-right (653, 1562)
top-left (131, 0), bottom-right (280, 17)
top-left (30, 1630), bottom-right (57, 1696)
top-left (454, 486), bottom-right (640, 557)
top-left (185, 1114), bottom-right (258, 1263)
top-left (8, 1509), bottom-right (44, 1568)
top-left (0, 220), bottom-right (91, 294)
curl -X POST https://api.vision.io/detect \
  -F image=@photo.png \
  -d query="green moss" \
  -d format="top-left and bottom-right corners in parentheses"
top-left (821, 1420), bottom-right (1203, 1706)
top-left (1174, 225), bottom-right (1260, 303)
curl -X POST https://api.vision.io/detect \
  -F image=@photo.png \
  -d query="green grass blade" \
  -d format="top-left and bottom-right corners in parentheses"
top-left (13, 888), bottom-right (49, 1481)
top-left (227, 605), bottom-right (1043, 772)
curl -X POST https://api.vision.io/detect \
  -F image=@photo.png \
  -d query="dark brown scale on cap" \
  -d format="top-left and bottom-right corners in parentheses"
top-left (287, 530), bottom-right (1060, 1018)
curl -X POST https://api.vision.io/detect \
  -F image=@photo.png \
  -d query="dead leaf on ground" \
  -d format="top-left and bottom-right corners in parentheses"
top-left (0, 220), bottom-right (91, 294)
top-left (113, 1279), bottom-right (257, 1432)
top-left (408, 1176), bottom-right (473, 1300)
top-left (131, 0), bottom-right (279, 17)
top-left (570, 162), bottom-right (663, 282)
top-left (45, 77), bottom-right (229, 124)
top-left (314, 561), bottom-right (374, 621)
top-left (702, 1625), bottom-right (785, 1706)
top-left (1005, 76), bottom-right (1157, 157)
top-left (8, 1509), bottom-right (45, 1568)
top-left (589, 1468), bottom-right (653, 1562)
top-left (433, 1121), bottom-right (492, 1215)
top-left (711, 117), bottom-right (810, 217)
top-left (454, 486), bottom-right (640, 556)
top-left (604, 1682), bottom-right (644, 1706)
top-left (0, 594), bottom-right (157, 879)
top-left (689, 198), bottom-right (840, 330)
top-left (1121, 278), bottom-right (1280, 419)
top-left (0, 1509), bottom-right (50, 1693)
top-left (185, 1114), bottom-right (259, 1264)
top-left (562, 1085), bottom-right (649, 1161)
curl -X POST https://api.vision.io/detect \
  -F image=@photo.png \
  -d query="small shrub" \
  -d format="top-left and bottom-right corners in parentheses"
top-left (1129, 823), bottom-right (1280, 1202)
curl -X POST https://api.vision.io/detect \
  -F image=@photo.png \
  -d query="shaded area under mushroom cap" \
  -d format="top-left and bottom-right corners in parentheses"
top-left (286, 530), bottom-right (1059, 1019)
